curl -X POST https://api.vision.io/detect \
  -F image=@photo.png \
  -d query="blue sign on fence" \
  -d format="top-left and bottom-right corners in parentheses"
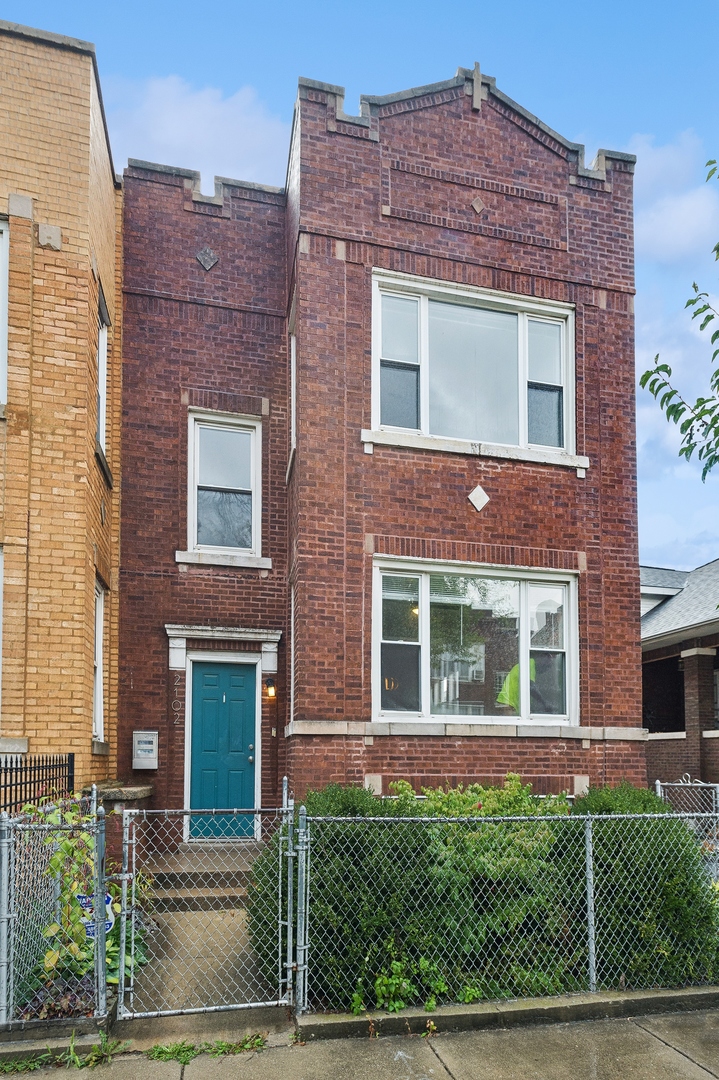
top-left (74, 893), bottom-right (115, 938)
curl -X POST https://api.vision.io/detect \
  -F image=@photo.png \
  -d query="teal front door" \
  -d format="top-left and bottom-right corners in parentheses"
top-left (190, 662), bottom-right (256, 838)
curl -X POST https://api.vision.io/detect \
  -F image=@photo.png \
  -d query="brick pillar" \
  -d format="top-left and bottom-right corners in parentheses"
top-left (681, 648), bottom-right (716, 781)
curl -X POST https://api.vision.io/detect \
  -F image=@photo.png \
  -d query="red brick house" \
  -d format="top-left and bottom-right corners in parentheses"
top-left (119, 66), bottom-right (645, 807)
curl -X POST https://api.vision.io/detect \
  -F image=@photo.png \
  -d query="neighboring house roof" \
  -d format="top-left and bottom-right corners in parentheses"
top-left (639, 566), bottom-right (690, 591)
top-left (641, 559), bottom-right (719, 648)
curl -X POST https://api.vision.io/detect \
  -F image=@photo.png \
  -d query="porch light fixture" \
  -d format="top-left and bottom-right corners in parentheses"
top-left (265, 678), bottom-right (276, 698)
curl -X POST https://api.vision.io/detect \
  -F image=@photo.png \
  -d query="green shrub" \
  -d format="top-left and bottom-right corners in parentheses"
top-left (573, 781), bottom-right (668, 816)
top-left (247, 777), bottom-right (719, 1012)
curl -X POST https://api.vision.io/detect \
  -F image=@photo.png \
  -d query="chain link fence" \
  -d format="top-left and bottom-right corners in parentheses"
top-left (294, 811), bottom-right (719, 1014)
top-left (3, 791), bottom-right (719, 1026)
top-left (117, 807), bottom-right (292, 1020)
top-left (0, 801), bottom-right (107, 1023)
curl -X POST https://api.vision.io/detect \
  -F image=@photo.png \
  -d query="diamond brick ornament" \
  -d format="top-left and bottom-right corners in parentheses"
top-left (468, 485), bottom-right (490, 513)
top-left (196, 246), bottom-right (218, 271)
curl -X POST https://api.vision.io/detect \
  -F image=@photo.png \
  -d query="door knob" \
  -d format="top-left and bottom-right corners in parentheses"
top-left (247, 756), bottom-right (254, 763)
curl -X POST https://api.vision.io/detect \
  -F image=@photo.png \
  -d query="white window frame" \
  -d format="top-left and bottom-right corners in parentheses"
top-left (0, 222), bottom-right (8, 404)
top-left (96, 321), bottom-right (108, 451)
top-left (372, 557), bottom-right (579, 726)
top-left (93, 581), bottom-right (105, 742)
top-left (186, 410), bottom-right (263, 559)
top-left (370, 269), bottom-right (577, 460)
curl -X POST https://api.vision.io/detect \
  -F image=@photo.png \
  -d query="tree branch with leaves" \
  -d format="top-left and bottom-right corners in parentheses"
top-left (640, 159), bottom-right (719, 480)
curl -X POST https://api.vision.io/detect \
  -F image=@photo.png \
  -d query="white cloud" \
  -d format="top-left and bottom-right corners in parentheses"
top-left (635, 184), bottom-right (719, 263)
top-left (104, 75), bottom-right (290, 192)
top-left (629, 131), bottom-right (719, 263)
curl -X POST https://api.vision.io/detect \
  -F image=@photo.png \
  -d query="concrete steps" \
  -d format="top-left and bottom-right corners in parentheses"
top-left (145, 843), bottom-right (260, 913)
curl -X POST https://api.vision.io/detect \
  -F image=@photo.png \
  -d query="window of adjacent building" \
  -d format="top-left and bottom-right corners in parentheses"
top-left (377, 565), bottom-right (574, 722)
top-left (0, 222), bottom-right (8, 404)
top-left (188, 413), bottom-right (261, 555)
top-left (374, 274), bottom-right (573, 452)
top-left (290, 334), bottom-right (297, 452)
top-left (93, 581), bottom-right (105, 742)
top-left (96, 289), bottom-right (110, 452)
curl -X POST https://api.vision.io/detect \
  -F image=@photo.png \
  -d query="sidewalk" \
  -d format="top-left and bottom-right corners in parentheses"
top-left (37, 1007), bottom-right (719, 1078)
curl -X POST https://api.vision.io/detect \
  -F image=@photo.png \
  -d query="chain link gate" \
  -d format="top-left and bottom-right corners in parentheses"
top-left (116, 795), bottom-right (296, 1020)
top-left (656, 775), bottom-right (719, 815)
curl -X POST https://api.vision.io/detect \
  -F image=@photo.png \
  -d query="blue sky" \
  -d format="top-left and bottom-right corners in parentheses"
top-left (6, 0), bottom-right (719, 569)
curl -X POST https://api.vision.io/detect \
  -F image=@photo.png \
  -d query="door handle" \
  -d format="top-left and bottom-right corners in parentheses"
top-left (247, 756), bottom-right (254, 763)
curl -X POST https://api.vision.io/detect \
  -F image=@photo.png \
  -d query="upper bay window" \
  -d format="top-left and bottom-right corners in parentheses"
top-left (373, 272), bottom-right (575, 456)
top-left (376, 563), bottom-right (576, 724)
top-left (187, 412), bottom-right (262, 557)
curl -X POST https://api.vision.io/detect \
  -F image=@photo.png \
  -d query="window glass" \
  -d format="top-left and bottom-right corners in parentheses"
top-left (528, 320), bottom-right (562, 385)
top-left (529, 585), bottom-right (566, 715)
top-left (198, 426), bottom-right (251, 490)
top-left (428, 302), bottom-right (519, 444)
top-left (378, 569), bottom-right (571, 721)
top-left (197, 490), bottom-right (252, 548)
top-left (430, 575), bottom-right (519, 716)
top-left (380, 363), bottom-right (419, 429)
top-left (196, 424), bottom-right (253, 549)
top-left (530, 585), bottom-right (565, 649)
top-left (382, 575), bottom-right (419, 641)
top-left (382, 295), bottom-right (418, 364)
top-left (381, 575), bottom-right (420, 712)
top-left (528, 385), bottom-right (563, 447)
top-left (381, 644), bottom-right (420, 712)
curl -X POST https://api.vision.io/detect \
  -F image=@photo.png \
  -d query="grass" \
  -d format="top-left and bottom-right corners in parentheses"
top-left (146, 1034), bottom-right (267, 1064)
top-left (0, 1031), bottom-right (129, 1072)
top-left (146, 1041), bottom-right (200, 1065)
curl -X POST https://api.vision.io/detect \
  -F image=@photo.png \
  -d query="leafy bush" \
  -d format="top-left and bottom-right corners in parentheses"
top-left (248, 777), bottom-right (719, 1012)
top-left (573, 781), bottom-right (668, 816)
top-left (12, 799), bottom-right (150, 1019)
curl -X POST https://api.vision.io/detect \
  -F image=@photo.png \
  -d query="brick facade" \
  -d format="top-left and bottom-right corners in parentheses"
top-left (120, 68), bottom-right (646, 805)
top-left (0, 23), bottom-right (122, 785)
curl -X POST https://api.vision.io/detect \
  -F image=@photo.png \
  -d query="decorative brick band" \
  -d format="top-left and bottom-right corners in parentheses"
top-left (372, 534), bottom-right (581, 572)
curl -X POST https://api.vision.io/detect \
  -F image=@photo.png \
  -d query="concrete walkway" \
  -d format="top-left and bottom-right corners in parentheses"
top-left (36, 1008), bottom-right (719, 1078)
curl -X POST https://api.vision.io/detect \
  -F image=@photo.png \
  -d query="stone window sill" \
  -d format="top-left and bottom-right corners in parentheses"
top-left (92, 740), bottom-right (110, 756)
top-left (175, 550), bottom-right (272, 570)
top-left (360, 429), bottom-right (590, 474)
top-left (284, 720), bottom-right (647, 741)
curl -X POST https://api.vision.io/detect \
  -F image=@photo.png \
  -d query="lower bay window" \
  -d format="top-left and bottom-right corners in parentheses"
top-left (376, 563), bottom-right (576, 724)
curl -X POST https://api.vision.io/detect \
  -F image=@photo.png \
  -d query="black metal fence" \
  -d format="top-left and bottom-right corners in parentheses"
top-left (0, 754), bottom-right (75, 813)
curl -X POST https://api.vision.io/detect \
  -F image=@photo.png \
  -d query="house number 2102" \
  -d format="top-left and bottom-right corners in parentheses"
top-left (172, 672), bottom-right (183, 725)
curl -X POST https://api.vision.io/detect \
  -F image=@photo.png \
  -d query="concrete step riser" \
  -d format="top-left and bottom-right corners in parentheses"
top-left (151, 896), bottom-right (248, 912)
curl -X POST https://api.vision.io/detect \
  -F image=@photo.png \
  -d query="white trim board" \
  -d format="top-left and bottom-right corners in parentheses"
top-left (165, 624), bottom-right (281, 672)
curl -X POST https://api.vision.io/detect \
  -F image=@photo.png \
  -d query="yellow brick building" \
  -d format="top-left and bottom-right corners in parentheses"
top-left (0, 21), bottom-right (121, 785)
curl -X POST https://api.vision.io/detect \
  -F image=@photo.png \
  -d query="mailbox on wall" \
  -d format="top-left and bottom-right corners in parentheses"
top-left (132, 730), bottom-right (159, 770)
